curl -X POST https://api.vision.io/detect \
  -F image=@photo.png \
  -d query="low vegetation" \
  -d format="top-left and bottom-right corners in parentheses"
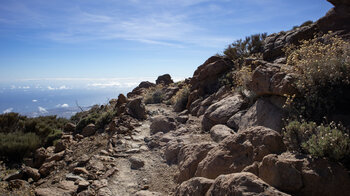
top-left (171, 85), bottom-right (190, 112)
top-left (72, 104), bottom-right (117, 132)
top-left (0, 113), bottom-right (68, 161)
top-left (144, 86), bottom-right (164, 104)
top-left (223, 33), bottom-right (267, 65)
top-left (283, 120), bottom-right (350, 162)
top-left (285, 33), bottom-right (350, 121)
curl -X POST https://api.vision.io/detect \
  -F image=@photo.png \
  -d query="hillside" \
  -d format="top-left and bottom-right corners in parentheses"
top-left (1, 0), bottom-right (350, 195)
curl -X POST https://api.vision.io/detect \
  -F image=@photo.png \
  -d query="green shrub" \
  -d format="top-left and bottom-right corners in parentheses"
top-left (283, 120), bottom-right (350, 161)
top-left (144, 88), bottom-right (164, 104)
top-left (45, 129), bottom-right (63, 146)
top-left (95, 110), bottom-right (116, 129)
top-left (223, 33), bottom-right (267, 63)
top-left (0, 132), bottom-right (41, 161)
top-left (285, 33), bottom-right (350, 121)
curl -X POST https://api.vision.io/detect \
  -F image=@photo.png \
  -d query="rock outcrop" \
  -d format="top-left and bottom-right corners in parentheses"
top-left (258, 153), bottom-right (350, 196)
top-left (196, 126), bottom-right (286, 179)
top-left (206, 172), bottom-right (290, 196)
top-left (156, 74), bottom-right (174, 85)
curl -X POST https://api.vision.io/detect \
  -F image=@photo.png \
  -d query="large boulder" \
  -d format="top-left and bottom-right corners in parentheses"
top-left (177, 143), bottom-right (216, 183)
top-left (81, 123), bottom-right (96, 137)
top-left (33, 147), bottom-right (48, 168)
top-left (247, 63), bottom-right (297, 96)
top-left (156, 74), bottom-right (174, 85)
top-left (202, 94), bottom-right (246, 132)
top-left (175, 177), bottom-right (214, 196)
top-left (187, 56), bottom-right (233, 108)
top-left (150, 115), bottom-right (176, 134)
top-left (126, 98), bottom-right (147, 120)
top-left (258, 152), bottom-right (350, 196)
top-left (164, 139), bottom-right (185, 164)
top-left (206, 172), bottom-right (290, 196)
top-left (238, 98), bottom-right (285, 133)
top-left (196, 126), bottom-right (286, 179)
top-left (210, 124), bottom-right (234, 142)
top-left (127, 81), bottom-right (156, 98)
top-left (263, 25), bottom-right (317, 61)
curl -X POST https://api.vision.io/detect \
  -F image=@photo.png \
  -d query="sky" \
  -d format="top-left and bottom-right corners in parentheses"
top-left (0, 0), bottom-right (333, 85)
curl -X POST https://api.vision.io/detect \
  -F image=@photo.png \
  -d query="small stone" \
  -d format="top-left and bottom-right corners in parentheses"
top-left (74, 167), bottom-right (89, 175)
top-left (129, 156), bottom-right (145, 169)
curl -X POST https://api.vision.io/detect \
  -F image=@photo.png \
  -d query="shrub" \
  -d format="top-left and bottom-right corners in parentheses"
top-left (283, 120), bottom-right (350, 161)
top-left (172, 85), bottom-right (190, 112)
top-left (0, 132), bottom-right (41, 161)
top-left (95, 110), bottom-right (116, 129)
top-left (144, 87), bottom-right (164, 104)
top-left (285, 33), bottom-right (350, 120)
top-left (223, 33), bottom-right (267, 63)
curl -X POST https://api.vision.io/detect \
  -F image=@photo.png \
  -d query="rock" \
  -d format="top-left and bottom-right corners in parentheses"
top-left (189, 56), bottom-right (233, 105)
top-left (164, 86), bottom-right (180, 100)
top-left (39, 161), bottom-right (55, 177)
top-left (81, 124), bottom-right (96, 137)
top-left (46, 151), bottom-right (65, 162)
top-left (164, 139), bottom-right (184, 164)
top-left (8, 179), bottom-right (30, 190)
top-left (66, 173), bottom-right (85, 181)
top-left (196, 126), bottom-right (286, 179)
top-left (241, 162), bottom-right (260, 176)
top-left (258, 152), bottom-right (350, 196)
top-left (150, 115), bottom-right (176, 134)
top-left (36, 180), bottom-right (78, 196)
top-left (247, 63), bottom-right (297, 96)
top-left (126, 98), bottom-right (147, 120)
top-left (58, 180), bottom-right (78, 194)
top-left (129, 156), bottom-right (145, 169)
top-left (176, 115), bottom-right (189, 124)
top-left (35, 188), bottom-right (62, 196)
top-left (327, 0), bottom-right (350, 6)
top-left (238, 98), bottom-right (284, 133)
top-left (209, 124), bottom-right (234, 142)
top-left (177, 143), bottom-right (216, 183)
top-left (175, 177), bottom-right (214, 196)
top-left (116, 93), bottom-right (128, 107)
top-left (156, 74), bottom-right (173, 85)
top-left (34, 147), bottom-right (48, 168)
top-left (226, 111), bottom-right (245, 131)
top-left (127, 82), bottom-right (156, 98)
top-left (64, 123), bottom-right (76, 132)
top-left (3, 171), bottom-right (23, 181)
top-left (263, 25), bottom-right (317, 61)
top-left (74, 167), bottom-right (89, 175)
top-left (91, 179), bottom-right (108, 189)
top-left (135, 190), bottom-right (163, 196)
top-left (77, 154), bottom-right (90, 167)
top-left (77, 179), bottom-right (90, 192)
top-left (22, 166), bottom-right (41, 181)
top-left (206, 172), bottom-right (290, 196)
top-left (97, 187), bottom-right (112, 196)
top-left (202, 95), bottom-right (246, 132)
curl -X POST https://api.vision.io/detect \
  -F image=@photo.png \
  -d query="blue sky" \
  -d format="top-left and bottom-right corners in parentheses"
top-left (0, 0), bottom-right (333, 84)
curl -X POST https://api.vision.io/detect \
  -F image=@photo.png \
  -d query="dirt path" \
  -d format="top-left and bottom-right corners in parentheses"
top-left (107, 104), bottom-right (179, 196)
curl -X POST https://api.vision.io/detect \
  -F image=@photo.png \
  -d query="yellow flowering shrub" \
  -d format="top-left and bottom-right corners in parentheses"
top-left (285, 33), bottom-right (350, 120)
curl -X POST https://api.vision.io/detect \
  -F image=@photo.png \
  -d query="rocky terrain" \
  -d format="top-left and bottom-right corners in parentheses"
top-left (1, 0), bottom-right (350, 195)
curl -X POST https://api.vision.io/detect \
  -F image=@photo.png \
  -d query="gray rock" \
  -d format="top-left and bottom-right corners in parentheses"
top-left (209, 124), bottom-right (234, 142)
top-left (129, 156), bottom-right (145, 169)
top-left (150, 115), bottom-right (176, 134)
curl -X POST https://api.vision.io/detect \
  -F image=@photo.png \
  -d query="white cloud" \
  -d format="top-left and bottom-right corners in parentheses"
top-left (47, 85), bottom-right (70, 90)
top-left (32, 99), bottom-right (38, 102)
top-left (3, 108), bottom-right (13, 114)
top-left (38, 106), bottom-right (48, 113)
top-left (56, 103), bottom-right (69, 108)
